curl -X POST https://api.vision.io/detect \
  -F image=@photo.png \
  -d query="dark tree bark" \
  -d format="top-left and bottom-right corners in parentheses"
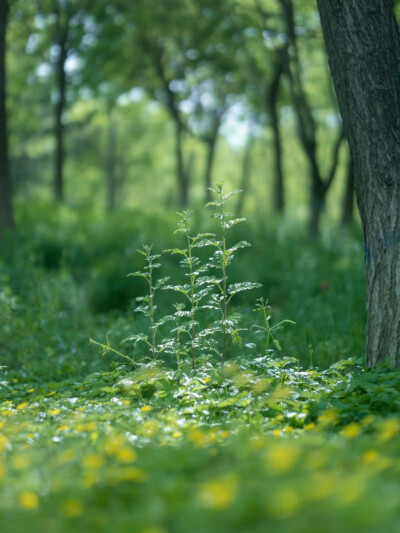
top-left (266, 48), bottom-right (285, 213)
top-left (0, 0), bottom-right (15, 239)
top-left (280, 0), bottom-right (344, 238)
top-left (341, 156), bottom-right (355, 227)
top-left (53, 15), bottom-right (69, 202)
top-left (317, 0), bottom-right (400, 368)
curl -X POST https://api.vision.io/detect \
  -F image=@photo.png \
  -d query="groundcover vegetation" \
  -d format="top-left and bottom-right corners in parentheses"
top-left (0, 192), bottom-right (398, 533)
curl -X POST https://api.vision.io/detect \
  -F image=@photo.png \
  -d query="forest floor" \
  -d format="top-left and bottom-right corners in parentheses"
top-left (1, 204), bottom-right (399, 532)
top-left (1, 358), bottom-right (400, 533)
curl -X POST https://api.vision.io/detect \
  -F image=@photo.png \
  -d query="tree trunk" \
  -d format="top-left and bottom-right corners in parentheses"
top-left (175, 122), bottom-right (189, 207)
top-left (317, 0), bottom-right (400, 368)
top-left (204, 125), bottom-right (219, 204)
top-left (53, 28), bottom-right (68, 202)
top-left (341, 156), bottom-right (355, 227)
top-left (281, 0), bottom-right (342, 238)
top-left (237, 132), bottom-right (254, 217)
top-left (150, 45), bottom-right (190, 208)
top-left (0, 0), bottom-right (15, 240)
top-left (106, 109), bottom-right (117, 211)
top-left (266, 49), bottom-right (285, 213)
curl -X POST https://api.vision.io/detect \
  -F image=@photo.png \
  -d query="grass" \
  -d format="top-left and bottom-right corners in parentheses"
top-left (0, 197), bottom-right (383, 532)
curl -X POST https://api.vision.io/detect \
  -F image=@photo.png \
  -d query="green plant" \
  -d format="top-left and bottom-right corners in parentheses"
top-left (203, 182), bottom-right (262, 362)
top-left (253, 297), bottom-right (295, 354)
top-left (126, 245), bottom-right (170, 361)
top-left (164, 209), bottom-right (214, 368)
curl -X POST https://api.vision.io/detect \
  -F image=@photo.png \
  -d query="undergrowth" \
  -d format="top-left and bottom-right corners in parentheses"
top-left (0, 190), bottom-right (398, 533)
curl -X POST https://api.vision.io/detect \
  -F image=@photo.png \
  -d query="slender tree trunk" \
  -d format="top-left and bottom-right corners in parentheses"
top-left (0, 0), bottom-right (15, 240)
top-left (106, 109), bottom-right (117, 211)
top-left (341, 156), bottom-right (355, 227)
top-left (150, 45), bottom-right (190, 208)
top-left (266, 49), bottom-right (285, 213)
top-left (237, 132), bottom-right (254, 217)
top-left (317, 0), bottom-right (400, 368)
top-left (281, 0), bottom-right (342, 238)
top-left (204, 126), bottom-right (219, 204)
top-left (175, 122), bottom-right (189, 207)
top-left (53, 28), bottom-right (68, 202)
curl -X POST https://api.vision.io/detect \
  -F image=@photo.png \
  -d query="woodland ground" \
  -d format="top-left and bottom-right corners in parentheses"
top-left (0, 202), bottom-right (399, 533)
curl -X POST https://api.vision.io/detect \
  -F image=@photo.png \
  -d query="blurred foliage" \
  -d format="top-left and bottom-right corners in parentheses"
top-left (1, 356), bottom-right (400, 533)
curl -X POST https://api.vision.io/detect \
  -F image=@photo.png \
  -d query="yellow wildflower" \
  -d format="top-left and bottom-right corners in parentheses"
top-left (116, 448), bottom-right (137, 463)
top-left (141, 405), bottom-right (152, 412)
top-left (362, 449), bottom-right (379, 465)
top-left (105, 435), bottom-right (125, 454)
top-left (27, 389), bottom-right (35, 393)
top-left (378, 419), bottom-right (399, 442)
top-left (16, 402), bottom-right (29, 410)
top-left (172, 431), bottom-right (182, 439)
top-left (82, 454), bottom-right (105, 469)
top-left (112, 466), bottom-right (146, 482)
top-left (198, 473), bottom-right (239, 510)
top-left (340, 423), bottom-right (361, 439)
top-left (265, 444), bottom-right (299, 473)
top-left (318, 409), bottom-right (338, 426)
top-left (188, 428), bottom-right (207, 447)
top-left (19, 491), bottom-right (39, 509)
top-left (141, 420), bottom-right (159, 437)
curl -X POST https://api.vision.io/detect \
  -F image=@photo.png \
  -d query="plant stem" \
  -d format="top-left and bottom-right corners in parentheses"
top-left (187, 233), bottom-right (196, 369)
top-left (149, 262), bottom-right (156, 360)
top-left (220, 188), bottom-right (227, 363)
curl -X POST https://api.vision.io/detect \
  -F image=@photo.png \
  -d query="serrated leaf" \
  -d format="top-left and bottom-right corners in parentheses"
top-left (128, 271), bottom-right (148, 279)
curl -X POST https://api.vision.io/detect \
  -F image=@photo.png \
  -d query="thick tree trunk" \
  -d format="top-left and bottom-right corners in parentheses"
top-left (266, 49), bottom-right (285, 213)
top-left (54, 29), bottom-right (68, 202)
top-left (0, 0), bottom-right (15, 240)
top-left (341, 156), bottom-right (355, 227)
top-left (317, 0), bottom-right (400, 368)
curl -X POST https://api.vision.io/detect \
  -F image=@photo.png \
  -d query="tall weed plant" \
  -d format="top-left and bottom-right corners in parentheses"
top-left (93, 183), bottom-right (294, 369)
